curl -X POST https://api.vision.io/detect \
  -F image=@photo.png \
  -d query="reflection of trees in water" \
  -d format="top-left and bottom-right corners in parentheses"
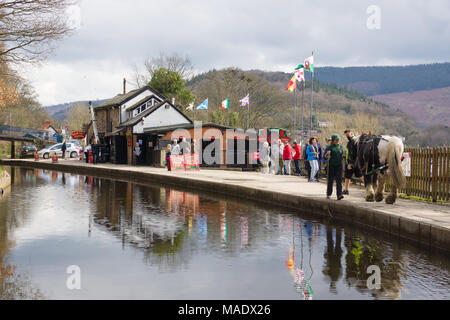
top-left (0, 168), bottom-right (44, 299)
top-left (344, 234), bottom-right (406, 299)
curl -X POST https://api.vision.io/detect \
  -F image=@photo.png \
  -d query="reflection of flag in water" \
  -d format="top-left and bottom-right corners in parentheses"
top-left (303, 281), bottom-right (314, 300)
top-left (240, 216), bottom-right (248, 247)
top-left (295, 268), bottom-right (304, 284)
top-left (220, 212), bottom-right (228, 247)
top-left (197, 215), bottom-right (207, 241)
top-left (239, 94), bottom-right (250, 107)
top-left (286, 247), bottom-right (295, 271)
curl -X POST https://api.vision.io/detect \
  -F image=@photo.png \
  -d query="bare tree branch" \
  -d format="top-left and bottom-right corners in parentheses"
top-left (0, 0), bottom-right (77, 64)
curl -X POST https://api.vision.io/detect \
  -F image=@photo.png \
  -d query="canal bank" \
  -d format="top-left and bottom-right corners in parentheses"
top-left (1, 158), bottom-right (449, 252)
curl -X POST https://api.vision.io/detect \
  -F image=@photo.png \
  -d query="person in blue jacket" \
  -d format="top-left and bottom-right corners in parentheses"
top-left (306, 137), bottom-right (320, 182)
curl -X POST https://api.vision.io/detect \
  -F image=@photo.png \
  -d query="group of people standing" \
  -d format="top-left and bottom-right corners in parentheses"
top-left (259, 129), bottom-right (363, 201)
top-left (259, 136), bottom-right (325, 183)
top-left (165, 138), bottom-right (198, 171)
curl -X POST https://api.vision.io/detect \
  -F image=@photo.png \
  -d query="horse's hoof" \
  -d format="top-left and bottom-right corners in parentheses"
top-left (385, 195), bottom-right (396, 205)
top-left (375, 193), bottom-right (384, 202)
top-left (366, 194), bottom-right (375, 202)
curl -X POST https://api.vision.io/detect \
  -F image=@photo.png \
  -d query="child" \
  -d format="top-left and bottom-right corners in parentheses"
top-left (165, 144), bottom-right (172, 171)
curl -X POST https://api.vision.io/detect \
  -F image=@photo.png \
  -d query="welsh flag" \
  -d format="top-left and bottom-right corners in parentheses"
top-left (304, 56), bottom-right (314, 72)
top-left (221, 98), bottom-right (229, 110)
top-left (286, 75), bottom-right (296, 92)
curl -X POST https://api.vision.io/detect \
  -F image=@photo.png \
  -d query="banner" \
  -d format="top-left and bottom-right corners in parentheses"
top-left (170, 155), bottom-right (186, 171)
top-left (184, 154), bottom-right (200, 171)
top-left (170, 154), bottom-right (200, 172)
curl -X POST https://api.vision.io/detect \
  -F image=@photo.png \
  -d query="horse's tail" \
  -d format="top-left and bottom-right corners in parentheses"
top-left (388, 138), bottom-right (406, 188)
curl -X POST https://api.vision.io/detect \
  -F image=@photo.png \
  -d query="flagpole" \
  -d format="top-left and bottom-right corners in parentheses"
top-left (294, 85), bottom-right (297, 137)
top-left (301, 80), bottom-right (305, 137)
top-left (247, 100), bottom-right (250, 130)
top-left (309, 51), bottom-right (314, 137)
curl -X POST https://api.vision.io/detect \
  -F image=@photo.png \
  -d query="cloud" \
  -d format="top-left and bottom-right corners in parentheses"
top-left (23, 0), bottom-right (450, 105)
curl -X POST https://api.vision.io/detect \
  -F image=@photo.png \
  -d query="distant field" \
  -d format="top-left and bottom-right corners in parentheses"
top-left (371, 86), bottom-right (450, 128)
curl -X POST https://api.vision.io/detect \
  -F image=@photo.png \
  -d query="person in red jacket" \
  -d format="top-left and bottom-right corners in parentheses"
top-left (292, 141), bottom-right (302, 176)
top-left (283, 141), bottom-right (293, 175)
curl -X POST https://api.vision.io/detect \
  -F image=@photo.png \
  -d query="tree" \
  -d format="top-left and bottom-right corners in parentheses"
top-left (149, 68), bottom-right (195, 107)
top-left (0, 0), bottom-right (76, 64)
top-left (66, 103), bottom-right (91, 132)
top-left (190, 68), bottom-right (287, 128)
top-left (0, 46), bottom-right (18, 107)
top-left (133, 52), bottom-right (194, 87)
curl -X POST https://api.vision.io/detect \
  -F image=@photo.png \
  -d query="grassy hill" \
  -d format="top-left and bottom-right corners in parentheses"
top-left (45, 99), bottom-right (107, 121)
top-left (371, 86), bottom-right (450, 128)
top-left (188, 69), bottom-right (420, 142)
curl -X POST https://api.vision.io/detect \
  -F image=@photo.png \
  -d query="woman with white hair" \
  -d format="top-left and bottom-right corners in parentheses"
top-left (259, 141), bottom-right (270, 174)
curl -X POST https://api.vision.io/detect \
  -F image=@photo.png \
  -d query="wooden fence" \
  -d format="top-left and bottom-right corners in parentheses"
top-left (385, 147), bottom-right (449, 202)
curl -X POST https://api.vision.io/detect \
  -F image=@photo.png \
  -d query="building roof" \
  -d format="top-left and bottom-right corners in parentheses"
top-left (143, 122), bottom-right (232, 134)
top-left (95, 85), bottom-right (166, 110)
top-left (125, 94), bottom-right (163, 112)
top-left (118, 100), bottom-right (192, 129)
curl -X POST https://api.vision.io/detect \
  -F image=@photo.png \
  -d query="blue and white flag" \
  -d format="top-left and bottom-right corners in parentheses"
top-left (240, 94), bottom-right (250, 107)
top-left (196, 98), bottom-right (208, 110)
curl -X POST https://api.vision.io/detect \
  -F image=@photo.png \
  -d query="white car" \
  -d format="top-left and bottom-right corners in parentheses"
top-left (38, 143), bottom-right (82, 159)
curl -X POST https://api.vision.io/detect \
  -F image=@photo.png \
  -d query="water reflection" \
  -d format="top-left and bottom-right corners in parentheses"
top-left (0, 167), bottom-right (449, 299)
top-left (0, 168), bottom-right (44, 299)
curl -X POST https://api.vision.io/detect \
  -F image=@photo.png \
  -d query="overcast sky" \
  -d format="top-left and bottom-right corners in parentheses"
top-left (21, 0), bottom-right (450, 106)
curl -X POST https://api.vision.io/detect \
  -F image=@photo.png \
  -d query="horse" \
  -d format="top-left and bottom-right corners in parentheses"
top-left (349, 134), bottom-right (406, 204)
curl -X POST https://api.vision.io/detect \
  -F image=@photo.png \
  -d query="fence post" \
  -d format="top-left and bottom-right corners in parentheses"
top-left (432, 147), bottom-right (438, 202)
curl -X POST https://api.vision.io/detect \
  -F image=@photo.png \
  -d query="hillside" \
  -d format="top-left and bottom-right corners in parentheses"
top-left (188, 69), bottom-right (420, 141)
top-left (310, 63), bottom-right (450, 96)
top-left (372, 87), bottom-right (450, 128)
top-left (45, 99), bottom-right (108, 121)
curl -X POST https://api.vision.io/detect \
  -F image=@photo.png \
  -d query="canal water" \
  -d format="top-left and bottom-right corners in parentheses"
top-left (0, 166), bottom-right (449, 300)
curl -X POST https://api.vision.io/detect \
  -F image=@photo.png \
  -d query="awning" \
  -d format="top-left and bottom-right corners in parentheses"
top-left (108, 127), bottom-right (126, 136)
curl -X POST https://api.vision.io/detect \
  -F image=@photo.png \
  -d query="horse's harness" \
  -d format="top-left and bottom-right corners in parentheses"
top-left (352, 134), bottom-right (389, 176)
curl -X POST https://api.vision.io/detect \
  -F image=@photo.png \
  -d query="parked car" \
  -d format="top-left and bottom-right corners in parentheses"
top-left (20, 145), bottom-right (38, 158)
top-left (38, 143), bottom-right (82, 159)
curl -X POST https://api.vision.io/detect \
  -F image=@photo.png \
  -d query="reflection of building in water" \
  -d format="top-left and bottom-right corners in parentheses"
top-left (344, 234), bottom-right (406, 299)
top-left (90, 179), bottom-right (283, 273)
